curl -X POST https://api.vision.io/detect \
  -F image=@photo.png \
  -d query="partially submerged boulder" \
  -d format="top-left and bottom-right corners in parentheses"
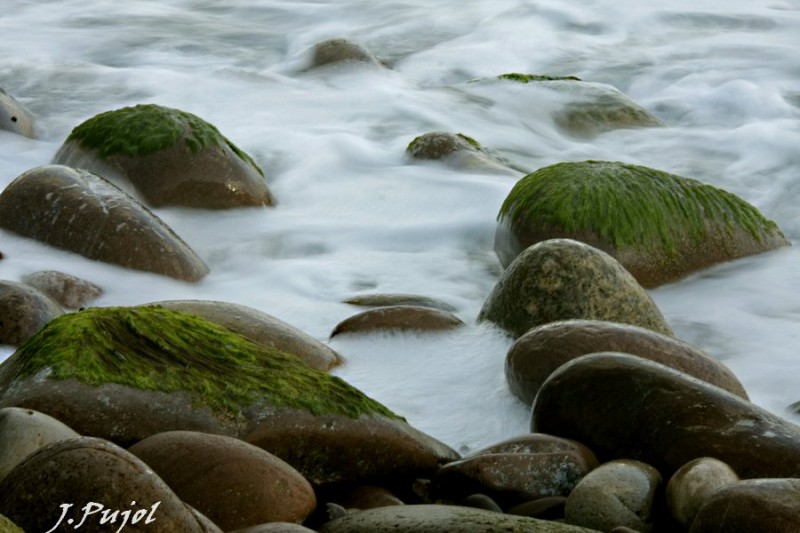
top-left (0, 87), bottom-right (36, 138)
top-left (495, 161), bottom-right (789, 287)
top-left (330, 305), bottom-right (465, 338)
top-left (311, 38), bottom-right (382, 68)
top-left (52, 104), bottom-right (274, 209)
top-left (0, 165), bottom-right (209, 282)
top-left (0, 280), bottom-right (63, 346)
top-left (405, 132), bottom-right (521, 175)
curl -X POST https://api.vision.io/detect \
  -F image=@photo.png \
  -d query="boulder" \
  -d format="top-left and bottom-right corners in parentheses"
top-left (330, 305), bottom-right (464, 337)
top-left (532, 352), bottom-right (800, 479)
top-left (343, 293), bottom-right (457, 313)
top-left (311, 38), bottom-right (382, 68)
top-left (147, 299), bottom-right (341, 371)
top-left (0, 306), bottom-right (457, 486)
top-left (666, 457), bottom-right (739, 529)
top-left (0, 87), bottom-right (36, 138)
top-left (0, 280), bottom-right (63, 345)
top-left (0, 165), bottom-right (209, 282)
top-left (0, 515), bottom-right (24, 533)
top-left (405, 132), bottom-right (521, 175)
top-left (52, 104), bottom-right (274, 209)
top-left (128, 431), bottom-right (316, 531)
top-left (506, 319), bottom-right (747, 405)
top-left (478, 239), bottom-right (672, 338)
top-left (495, 160), bottom-right (789, 287)
top-left (329, 485), bottom-right (404, 510)
top-left (21, 270), bottom-right (103, 309)
top-left (0, 436), bottom-right (220, 533)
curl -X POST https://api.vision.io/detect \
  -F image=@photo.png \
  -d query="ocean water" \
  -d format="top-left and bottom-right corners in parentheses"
top-left (0, 0), bottom-right (798, 454)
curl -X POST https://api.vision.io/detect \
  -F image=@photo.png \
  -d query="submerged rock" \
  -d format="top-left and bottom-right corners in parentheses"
top-left (479, 239), bottom-right (672, 338)
top-left (343, 293), bottom-right (457, 313)
top-left (405, 132), bottom-right (521, 175)
top-left (0, 87), bottom-right (36, 138)
top-left (21, 270), bottom-right (103, 309)
top-left (495, 160), bottom-right (789, 287)
top-left (330, 305), bottom-right (465, 337)
top-left (52, 104), bottom-right (274, 209)
top-left (0, 165), bottom-right (209, 281)
top-left (0, 280), bottom-right (63, 345)
top-left (311, 38), bottom-right (383, 68)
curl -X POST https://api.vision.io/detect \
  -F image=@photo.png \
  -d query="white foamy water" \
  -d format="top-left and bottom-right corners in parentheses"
top-left (1, 1), bottom-right (798, 453)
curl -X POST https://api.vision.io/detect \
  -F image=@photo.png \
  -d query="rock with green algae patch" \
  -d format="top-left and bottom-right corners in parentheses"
top-left (405, 132), bottom-right (523, 176)
top-left (52, 104), bottom-right (275, 209)
top-left (0, 306), bottom-right (457, 486)
top-left (495, 160), bottom-right (790, 287)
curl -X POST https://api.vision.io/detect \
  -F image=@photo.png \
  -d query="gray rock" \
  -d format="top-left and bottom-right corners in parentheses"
top-left (330, 305), bottom-right (464, 337)
top-left (0, 280), bottom-right (63, 345)
top-left (667, 457), bottom-right (739, 528)
top-left (0, 88), bottom-right (36, 138)
top-left (21, 270), bottom-right (103, 309)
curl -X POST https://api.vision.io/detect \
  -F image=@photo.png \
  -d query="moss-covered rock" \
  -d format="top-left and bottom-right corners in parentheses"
top-left (311, 38), bottom-right (383, 69)
top-left (405, 132), bottom-right (522, 176)
top-left (495, 161), bottom-right (789, 287)
top-left (0, 514), bottom-right (25, 533)
top-left (52, 104), bottom-right (275, 209)
top-left (0, 87), bottom-right (36, 139)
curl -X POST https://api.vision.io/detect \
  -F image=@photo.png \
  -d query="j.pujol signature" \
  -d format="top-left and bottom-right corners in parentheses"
top-left (45, 501), bottom-right (160, 533)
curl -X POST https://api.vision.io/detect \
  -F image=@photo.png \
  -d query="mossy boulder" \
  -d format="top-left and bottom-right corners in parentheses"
top-left (0, 165), bottom-right (209, 282)
top-left (479, 239), bottom-right (672, 338)
top-left (495, 160), bottom-right (789, 287)
top-left (52, 104), bottom-right (275, 209)
top-left (0, 306), bottom-right (457, 485)
top-left (0, 281), bottom-right (63, 346)
top-left (0, 87), bottom-right (36, 139)
top-left (405, 132), bottom-right (521, 175)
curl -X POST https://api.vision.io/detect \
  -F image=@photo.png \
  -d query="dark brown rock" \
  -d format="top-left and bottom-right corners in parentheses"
top-left (331, 485), bottom-right (404, 510)
top-left (479, 239), bottom-right (672, 338)
top-left (330, 305), bottom-right (464, 338)
top-left (532, 352), bottom-right (800, 479)
top-left (21, 270), bottom-right (103, 309)
top-left (128, 431), bottom-right (316, 531)
top-left (506, 319), bottom-right (747, 405)
top-left (690, 478), bottom-right (800, 533)
top-left (506, 497), bottom-right (566, 520)
top-left (0, 165), bottom-right (209, 281)
top-left (343, 293), bottom-right (457, 313)
top-left (458, 494), bottom-right (503, 513)
top-left (0, 280), bottom-right (63, 345)
top-left (0, 437), bottom-right (220, 533)
top-left (667, 457), bottom-right (739, 528)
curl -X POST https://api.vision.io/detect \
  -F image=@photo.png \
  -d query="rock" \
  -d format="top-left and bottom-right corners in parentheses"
top-left (667, 457), bottom-right (739, 529)
top-left (52, 104), bottom-right (274, 209)
top-left (148, 299), bottom-right (341, 371)
top-left (0, 305), bottom-right (457, 486)
top-left (0, 87), bottom-right (36, 138)
top-left (478, 239), bottom-right (672, 338)
top-left (0, 515), bottom-right (24, 533)
top-left (458, 494), bottom-right (503, 513)
top-left (128, 430), bottom-right (316, 531)
top-left (0, 280), bottom-right (63, 345)
top-left (319, 504), bottom-right (597, 532)
top-left (690, 478), bottom-right (800, 532)
top-left (311, 38), bottom-right (382, 68)
top-left (532, 352), bottom-right (800, 479)
top-left (434, 434), bottom-right (598, 508)
top-left (0, 436), bottom-right (220, 533)
top-left (565, 459), bottom-right (661, 533)
top-left (506, 497), bottom-right (566, 520)
top-left (0, 406), bottom-right (80, 483)
top-left (229, 524), bottom-right (317, 533)
top-left (506, 319), bottom-right (747, 405)
top-left (0, 165), bottom-right (209, 282)
top-left (405, 132), bottom-right (521, 175)
top-left (495, 160), bottom-right (789, 287)
top-left (330, 305), bottom-right (464, 338)
top-left (331, 485), bottom-right (404, 510)
top-left (343, 293), bottom-right (457, 313)
top-left (20, 270), bottom-right (103, 309)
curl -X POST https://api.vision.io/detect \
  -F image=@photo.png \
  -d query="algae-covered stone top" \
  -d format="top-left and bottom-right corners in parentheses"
top-left (1, 306), bottom-right (397, 420)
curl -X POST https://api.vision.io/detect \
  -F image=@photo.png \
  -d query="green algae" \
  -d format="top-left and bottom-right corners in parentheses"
top-left (10, 306), bottom-right (398, 420)
top-left (67, 104), bottom-right (263, 176)
top-left (499, 160), bottom-right (784, 256)
top-left (498, 73), bottom-right (582, 83)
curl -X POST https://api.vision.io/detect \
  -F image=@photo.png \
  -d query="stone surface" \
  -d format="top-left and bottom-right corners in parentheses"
top-left (0, 406), bottom-right (80, 484)
top-left (330, 305), bottom-right (464, 337)
top-left (0, 514), bottom-right (24, 533)
top-left (564, 459), bottom-right (662, 533)
top-left (21, 270), bottom-right (103, 309)
top-left (405, 132), bottom-right (520, 175)
top-left (495, 160), bottom-right (789, 287)
top-left (506, 319), bottom-right (747, 405)
top-left (129, 431), bottom-right (316, 531)
top-left (311, 38), bottom-right (382, 68)
top-left (479, 239), bottom-right (672, 338)
top-left (148, 300), bottom-right (341, 371)
top-left (52, 104), bottom-right (274, 209)
top-left (0, 280), bottom-right (63, 345)
top-left (343, 293), bottom-right (457, 313)
top-left (0, 437), bottom-right (220, 533)
top-left (667, 457), bottom-right (739, 528)
top-left (330, 485), bottom-right (404, 510)
top-left (690, 478), bottom-right (800, 533)
top-left (532, 352), bottom-right (800, 479)
top-left (0, 165), bottom-right (209, 282)
top-left (506, 497), bottom-right (566, 520)
top-left (0, 87), bottom-right (35, 138)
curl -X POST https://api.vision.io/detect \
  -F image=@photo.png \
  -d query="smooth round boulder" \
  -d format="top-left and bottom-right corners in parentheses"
top-left (405, 132), bottom-right (521, 175)
top-left (0, 165), bottom-right (209, 282)
top-left (478, 239), bottom-right (672, 338)
top-left (129, 431), bottom-right (316, 530)
top-left (21, 270), bottom-right (103, 309)
top-left (148, 300), bottom-right (341, 371)
top-left (0, 280), bottom-right (63, 345)
top-left (52, 104), bottom-right (274, 209)
top-left (532, 352), bottom-right (800, 479)
top-left (667, 457), bottom-right (739, 528)
top-left (343, 293), bottom-right (457, 313)
top-left (690, 479), bottom-right (800, 532)
top-left (0, 87), bottom-right (35, 138)
top-left (0, 407), bottom-right (80, 483)
top-left (330, 305), bottom-right (464, 338)
top-left (0, 437), bottom-right (220, 533)
top-left (495, 160), bottom-right (789, 287)
top-left (564, 459), bottom-right (662, 533)
top-left (311, 38), bottom-right (382, 68)
top-left (506, 319), bottom-right (747, 405)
